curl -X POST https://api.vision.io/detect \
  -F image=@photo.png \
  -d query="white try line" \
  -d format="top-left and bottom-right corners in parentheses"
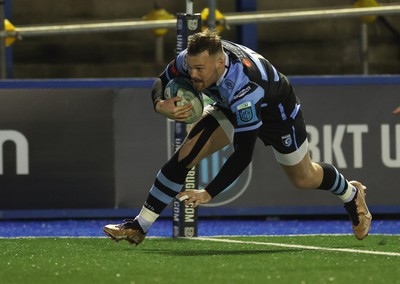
top-left (191, 237), bottom-right (400, 257)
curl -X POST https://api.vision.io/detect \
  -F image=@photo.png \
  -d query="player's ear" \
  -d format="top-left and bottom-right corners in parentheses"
top-left (216, 54), bottom-right (224, 68)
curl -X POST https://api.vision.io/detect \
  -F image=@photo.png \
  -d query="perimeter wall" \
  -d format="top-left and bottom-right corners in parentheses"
top-left (0, 76), bottom-right (399, 218)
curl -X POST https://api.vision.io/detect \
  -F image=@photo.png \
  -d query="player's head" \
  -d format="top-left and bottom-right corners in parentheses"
top-left (186, 29), bottom-right (225, 91)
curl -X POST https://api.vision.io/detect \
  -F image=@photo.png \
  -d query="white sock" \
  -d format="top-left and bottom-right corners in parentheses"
top-left (339, 183), bottom-right (357, 203)
top-left (134, 207), bottom-right (159, 233)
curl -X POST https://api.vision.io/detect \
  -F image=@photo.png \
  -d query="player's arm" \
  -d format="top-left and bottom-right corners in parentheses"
top-left (151, 60), bottom-right (193, 120)
top-left (150, 60), bottom-right (175, 110)
top-left (177, 129), bottom-right (258, 207)
top-left (202, 88), bottom-right (263, 198)
top-left (177, 85), bottom-right (264, 207)
top-left (205, 129), bottom-right (257, 197)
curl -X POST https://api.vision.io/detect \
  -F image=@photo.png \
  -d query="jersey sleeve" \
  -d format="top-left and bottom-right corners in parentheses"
top-left (205, 129), bottom-right (258, 198)
top-left (230, 82), bottom-right (264, 133)
top-left (150, 50), bottom-right (189, 110)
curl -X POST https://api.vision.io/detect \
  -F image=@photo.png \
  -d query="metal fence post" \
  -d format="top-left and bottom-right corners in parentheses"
top-left (0, 0), bottom-right (7, 79)
top-left (361, 22), bottom-right (369, 75)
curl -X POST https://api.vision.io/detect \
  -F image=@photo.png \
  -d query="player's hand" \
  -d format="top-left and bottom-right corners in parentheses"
top-left (177, 189), bottom-right (212, 208)
top-left (393, 106), bottom-right (400, 115)
top-left (155, 97), bottom-right (193, 121)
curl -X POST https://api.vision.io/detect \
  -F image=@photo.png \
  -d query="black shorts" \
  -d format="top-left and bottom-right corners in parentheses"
top-left (258, 74), bottom-right (309, 165)
top-left (258, 108), bottom-right (307, 154)
top-left (208, 74), bottom-right (309, 166)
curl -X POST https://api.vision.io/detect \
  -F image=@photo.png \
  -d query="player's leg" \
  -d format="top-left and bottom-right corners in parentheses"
top-left (104, 105), bottom-right (233, 245)
top-left (177, 114), bottom-right (232, 169)
top-left (260, 71), bottom-right (371, 240)
top-left (278, 143), bottom-right (355, 201)
top-left (268, 111), bottom-right (371, 240)
top-left (278, 147), bottom-right (371, 240)
top-left (133, 106), bottom-right (232, 233)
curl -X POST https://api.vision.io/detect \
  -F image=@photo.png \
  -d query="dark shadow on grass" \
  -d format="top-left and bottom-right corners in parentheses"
top-left (139, 248), bottom-right (299, 256)
top-left (133, 238), bottom-right (300, 256)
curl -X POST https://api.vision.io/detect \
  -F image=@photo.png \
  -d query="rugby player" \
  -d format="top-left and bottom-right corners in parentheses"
top-left (104, 29), bottom-right (371, 245)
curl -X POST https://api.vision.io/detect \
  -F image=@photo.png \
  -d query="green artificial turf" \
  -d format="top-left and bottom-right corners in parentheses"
top-left (1, 235), bottom-right (399, 284)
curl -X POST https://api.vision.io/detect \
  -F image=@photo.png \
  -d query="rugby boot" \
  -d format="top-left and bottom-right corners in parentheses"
top-left (344, 181), bottom-right (372, 240)
top-left (103, 219), bottom-right (146, 246)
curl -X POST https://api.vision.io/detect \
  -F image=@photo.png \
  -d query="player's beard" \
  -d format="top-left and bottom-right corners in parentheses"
top-left (192, 79), bottom-right (205, 91)
top-left (192, 68), bottom-right (220, 91)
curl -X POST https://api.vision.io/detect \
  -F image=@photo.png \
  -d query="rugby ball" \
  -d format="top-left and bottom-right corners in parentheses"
top-left (164, 77), bottom-right (204, 124)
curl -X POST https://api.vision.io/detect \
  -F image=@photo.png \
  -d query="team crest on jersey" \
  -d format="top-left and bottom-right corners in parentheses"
top-left (237, 102), bottom-right (253, 123)
top-left (281, 134), bottom-right (292, 147)
top-left (239, 107), bottom-right (253, 122)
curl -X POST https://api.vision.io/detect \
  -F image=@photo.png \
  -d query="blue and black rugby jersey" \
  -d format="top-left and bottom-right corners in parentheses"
top-left (161, 40), bottom-right (299, 134)
top-left (155, 40), bottom-right (301, 197)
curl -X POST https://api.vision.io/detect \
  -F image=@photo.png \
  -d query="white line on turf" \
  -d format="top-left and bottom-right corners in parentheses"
top-left (190, 237), bottom-right (400, 257)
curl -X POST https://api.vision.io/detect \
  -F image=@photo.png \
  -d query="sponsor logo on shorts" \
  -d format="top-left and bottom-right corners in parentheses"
top-left (281, 134), bottom-right (292, 147)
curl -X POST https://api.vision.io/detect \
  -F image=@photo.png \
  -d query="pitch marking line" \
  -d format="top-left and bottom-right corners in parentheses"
top-left (192, 237), bottom-right (400, 257)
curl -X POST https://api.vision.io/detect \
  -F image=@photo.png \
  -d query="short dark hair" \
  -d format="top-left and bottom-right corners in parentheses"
top-left (187, 29), bottom-right (223, 56)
